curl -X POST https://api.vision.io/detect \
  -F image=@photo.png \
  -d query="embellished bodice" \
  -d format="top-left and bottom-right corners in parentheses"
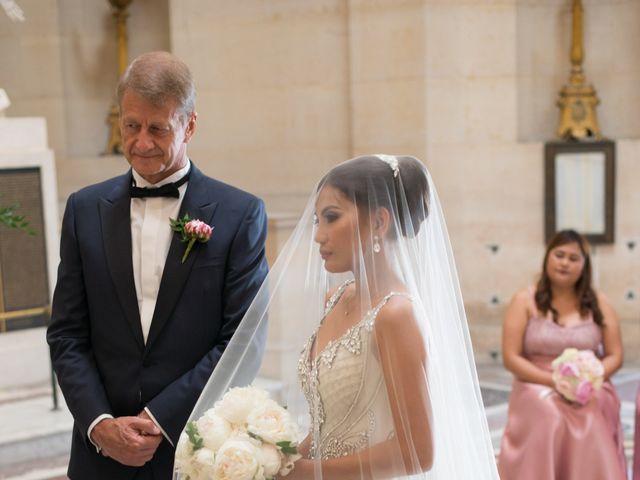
top-left (297, 281), bottom-right (404, 459)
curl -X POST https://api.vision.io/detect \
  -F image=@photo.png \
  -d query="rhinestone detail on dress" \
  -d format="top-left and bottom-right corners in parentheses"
top-left (297, 280), bottom-right (409, 459)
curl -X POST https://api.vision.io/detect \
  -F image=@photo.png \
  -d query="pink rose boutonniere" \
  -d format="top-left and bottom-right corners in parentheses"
top-left (170, 214), bottom-right (213, 263)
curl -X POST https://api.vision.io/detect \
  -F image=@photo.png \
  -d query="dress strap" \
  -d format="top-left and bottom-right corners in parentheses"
top-left (323, 279), bottom-right (355, 316)
top-left (527, 285), bottom-right (544, 319)
top-left (366, 291), bottom-right (412, 326)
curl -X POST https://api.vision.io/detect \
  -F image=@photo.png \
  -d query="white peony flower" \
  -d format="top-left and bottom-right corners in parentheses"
top-left (197, 409), bottom-right (233, 451)
top-left (246, 399), bottom-right (300, 444)
top-left (190, 448), bottom-right (217, 480)
top-left (213, 386), bottom-right (270, 425)
top-left (174, 432), bottom-right (195, 477)
top-left (178, 385), bottom-right (302, 479)
top-left (259, 443), bottom-right (282, 478)
top-left (213, 436), bottom-right (265, 480)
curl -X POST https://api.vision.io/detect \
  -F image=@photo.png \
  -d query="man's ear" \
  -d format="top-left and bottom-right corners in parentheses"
top-left (183, 111), bottom-right (197, 143)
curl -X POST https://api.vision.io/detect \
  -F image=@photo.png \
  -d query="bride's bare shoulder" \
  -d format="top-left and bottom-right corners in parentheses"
top-left (374, 294), bottom-right (425, 359)
top-left (374, 294), bottom-right (418, 334)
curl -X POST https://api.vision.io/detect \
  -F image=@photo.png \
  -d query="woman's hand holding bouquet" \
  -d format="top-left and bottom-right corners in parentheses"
top-left (551, 348), bottom-right (604, 406)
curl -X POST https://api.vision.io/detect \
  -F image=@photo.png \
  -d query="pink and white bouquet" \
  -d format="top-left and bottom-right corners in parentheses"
top-left (551, 348), bottom-right (604, 405)
top-left (175, 386), bottom-right (301, 480)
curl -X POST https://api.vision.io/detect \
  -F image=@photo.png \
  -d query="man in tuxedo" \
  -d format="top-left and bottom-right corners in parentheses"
top-left (47, 51), bottom-right (269, 479)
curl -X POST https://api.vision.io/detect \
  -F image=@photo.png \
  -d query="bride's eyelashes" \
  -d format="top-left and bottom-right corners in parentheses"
top-left (314, 209), bottom-right (341, 225)
top-left (323, 211), bottom-right (339, 224)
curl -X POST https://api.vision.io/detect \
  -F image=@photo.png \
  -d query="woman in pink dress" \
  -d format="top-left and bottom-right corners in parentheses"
top-left (498, 229), bottom-right (626, 480)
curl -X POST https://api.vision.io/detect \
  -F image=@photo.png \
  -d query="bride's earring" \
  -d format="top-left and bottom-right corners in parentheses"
top-left (373, 235), bottom-right (381, 254)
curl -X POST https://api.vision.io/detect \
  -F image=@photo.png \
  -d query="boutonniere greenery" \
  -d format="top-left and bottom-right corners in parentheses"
top-left (169, 214), bottom-right (213, 263)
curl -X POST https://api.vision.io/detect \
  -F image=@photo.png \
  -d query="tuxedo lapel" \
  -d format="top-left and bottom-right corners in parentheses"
top-left (99, 174), bottom-right (145, 350)
top-left (145, 166), bottom-right (218, 351)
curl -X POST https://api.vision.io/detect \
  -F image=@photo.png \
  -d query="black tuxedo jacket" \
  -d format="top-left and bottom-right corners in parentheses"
top-left (47, 164), bottom-right (268, 479)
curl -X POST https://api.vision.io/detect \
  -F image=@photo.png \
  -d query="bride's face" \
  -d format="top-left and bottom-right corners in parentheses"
top-left (314, 185), bottom-right (370, 273)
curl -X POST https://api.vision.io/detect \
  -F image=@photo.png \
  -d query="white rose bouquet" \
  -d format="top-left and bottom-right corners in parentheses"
top-left (175, 386), bottom-right (302, 480)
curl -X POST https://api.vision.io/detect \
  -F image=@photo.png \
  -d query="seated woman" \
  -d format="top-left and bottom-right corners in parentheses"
top-left (498, 229), bottom-right (626, 480)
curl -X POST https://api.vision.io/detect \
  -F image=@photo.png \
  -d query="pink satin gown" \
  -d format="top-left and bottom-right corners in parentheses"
top-left (498, 294), bottom-right (627, 480)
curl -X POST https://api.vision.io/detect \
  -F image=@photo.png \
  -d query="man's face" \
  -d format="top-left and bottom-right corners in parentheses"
top-left (120, 89), bottom-right (196, 184)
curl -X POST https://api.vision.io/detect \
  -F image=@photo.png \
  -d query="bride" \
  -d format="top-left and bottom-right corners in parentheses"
top-left (175, 155), bottom-right (499, 479)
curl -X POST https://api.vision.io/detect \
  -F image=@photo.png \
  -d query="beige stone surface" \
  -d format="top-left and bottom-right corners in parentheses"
top-left (350, 78), bottom-right (427, 154)
top-left (57, 0), bottom-right (170, 159)
top-left (426, 2), bottom-right (516, 79)
top-left (349, 0), bottom-right (428, 158)
top-left (171, 0), bottom-right (349, 209)
top-left (0, 0), bottom-right (65, 161)
top-left (516, 0), bottom-right (640, 141)
top-left (0, 0), bottom-right (638, 364)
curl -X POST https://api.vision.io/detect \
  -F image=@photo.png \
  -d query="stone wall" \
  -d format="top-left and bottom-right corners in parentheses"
top-left (0, 0), bottom-right (638, 366)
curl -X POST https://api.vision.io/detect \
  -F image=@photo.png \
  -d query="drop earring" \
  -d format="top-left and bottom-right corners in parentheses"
top-left (373, 235), bottom-right (381, 253)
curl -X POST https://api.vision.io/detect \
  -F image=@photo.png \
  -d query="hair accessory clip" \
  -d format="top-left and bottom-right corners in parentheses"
top-left (376, 154), bottom-right (399, 178)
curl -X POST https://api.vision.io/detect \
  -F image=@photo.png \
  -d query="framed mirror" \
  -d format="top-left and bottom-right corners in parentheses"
top-left (544, 140), bottom-right (615, 244)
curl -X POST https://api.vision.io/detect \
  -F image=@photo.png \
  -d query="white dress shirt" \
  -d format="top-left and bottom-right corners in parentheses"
top-left (88, 162), bottom-right (190, 450)
top-left (130, 163), bottom-right (190, 343)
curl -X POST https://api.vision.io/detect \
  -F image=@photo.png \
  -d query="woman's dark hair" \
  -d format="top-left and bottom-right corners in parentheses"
top-left (320, 155), bottom-right (430, 238)
top-left (534, 229), bottom-right (603, 326)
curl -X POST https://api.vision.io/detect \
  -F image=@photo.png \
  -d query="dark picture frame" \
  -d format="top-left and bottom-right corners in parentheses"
top-left (544, 140), bottom-right (615, 244)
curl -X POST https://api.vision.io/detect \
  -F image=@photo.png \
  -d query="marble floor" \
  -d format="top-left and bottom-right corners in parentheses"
top-left (0, 363), bottom-right (638, 480)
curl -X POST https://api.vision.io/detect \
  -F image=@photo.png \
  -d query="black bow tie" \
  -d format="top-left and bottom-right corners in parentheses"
top-left (130, 171), bottom-right (190, 199)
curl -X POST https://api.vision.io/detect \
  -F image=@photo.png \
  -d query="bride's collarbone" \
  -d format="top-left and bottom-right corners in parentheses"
top-left (316, 308), bottom-right (363, 350)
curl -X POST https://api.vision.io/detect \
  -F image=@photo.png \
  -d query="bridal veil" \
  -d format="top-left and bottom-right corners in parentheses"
top-left (175, 155), bottom-right (499, 479)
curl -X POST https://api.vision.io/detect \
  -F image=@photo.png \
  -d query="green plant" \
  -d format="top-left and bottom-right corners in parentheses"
top-left (0, 203), bottom-right (34, 234)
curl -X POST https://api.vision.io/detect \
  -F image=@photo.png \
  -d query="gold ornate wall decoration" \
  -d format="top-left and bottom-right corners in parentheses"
top-left (103, 0), bottom-right (134, 155)
top-left (556, 0), bottom-right (602, 141)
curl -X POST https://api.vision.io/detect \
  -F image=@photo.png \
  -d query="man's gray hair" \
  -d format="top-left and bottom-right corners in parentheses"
top-left (117, 51), bottom-right (196, 122)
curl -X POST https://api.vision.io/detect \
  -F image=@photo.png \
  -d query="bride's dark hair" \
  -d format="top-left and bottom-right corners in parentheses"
top-left (320, 155), bottom-right (430, 238)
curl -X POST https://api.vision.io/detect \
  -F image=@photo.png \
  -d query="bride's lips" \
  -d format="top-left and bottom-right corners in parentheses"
top-left (320, 250), bottom-right (331, 260)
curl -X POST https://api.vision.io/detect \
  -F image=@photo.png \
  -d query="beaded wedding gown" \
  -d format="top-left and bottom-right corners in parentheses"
top-left (175, 155), bottom-right (499, 479)
top-left (298, 280), bottom-right (404, 460)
